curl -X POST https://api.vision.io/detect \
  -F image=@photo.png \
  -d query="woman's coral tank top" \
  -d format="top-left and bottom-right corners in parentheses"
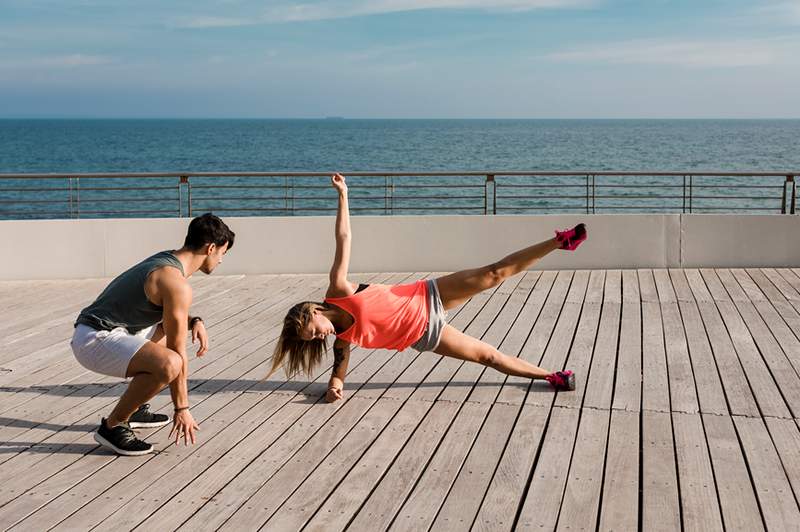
top-left (324, 280), bottom-right (429, 350)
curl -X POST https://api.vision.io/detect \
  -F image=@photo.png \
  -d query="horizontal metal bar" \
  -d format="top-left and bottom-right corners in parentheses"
top-left (0, 187), bottom-right (71, 192)
top-left (1, 171), bottom-right (797, 179)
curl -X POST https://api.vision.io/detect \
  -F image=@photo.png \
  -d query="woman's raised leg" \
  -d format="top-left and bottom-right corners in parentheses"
top-left (435, 223), bottom-right (585, 310)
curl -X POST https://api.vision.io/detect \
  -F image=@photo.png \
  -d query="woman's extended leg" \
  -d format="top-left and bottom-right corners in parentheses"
top-left (433, 325), bottom-right (576, 390)
top-left (436, 224), bottom-right (585, 310)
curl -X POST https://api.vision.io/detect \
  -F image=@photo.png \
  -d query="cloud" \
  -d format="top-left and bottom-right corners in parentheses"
top-left (544, 37), bottom-right (799, 68)
top-left (173, 0), bottom-right (594, 27)
top-left (174, 15), bottom-right (254, 29)
top-left (0, 54), bottom-right (113, 69)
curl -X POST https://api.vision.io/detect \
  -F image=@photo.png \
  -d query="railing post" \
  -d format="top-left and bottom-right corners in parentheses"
top-left (682, 175), bottom-right (686, 213)
top-left (76, 177), bottom-right (80, 219)
top-left (689, 175), bottom-right (693, 213)
top-left (68, 177), bottom-right (74, 218)
top-left (179, 176), bottom-right (188, 217)
top-left (591, 174), bottom-right (596, 214)
top-left (787, 175), bottom-right (796, 215)
top-left (585, 174), bottom-right (589, 214)
top-left (485, 175), bottom-right (494, 215)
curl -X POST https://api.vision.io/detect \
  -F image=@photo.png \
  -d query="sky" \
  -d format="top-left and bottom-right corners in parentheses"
top-left (0, 0), bottom-right (799, 118)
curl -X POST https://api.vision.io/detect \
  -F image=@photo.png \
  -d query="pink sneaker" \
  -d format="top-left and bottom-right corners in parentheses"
top-left (545, 370), bottom-right (576, 391)
top-left (555, 223), bottom-right (587, 251)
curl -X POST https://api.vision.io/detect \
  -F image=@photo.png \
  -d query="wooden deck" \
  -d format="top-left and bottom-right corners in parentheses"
top-left (1, 268), bottom-right (800, 531)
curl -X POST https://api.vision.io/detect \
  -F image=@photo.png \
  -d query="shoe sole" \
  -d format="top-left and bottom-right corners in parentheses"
top-left (566, 372), bottom-right (576, 391)
top-left (94, 431), bottom-right (153, 456)
top-left (128, 419), bottom-right (171, 429)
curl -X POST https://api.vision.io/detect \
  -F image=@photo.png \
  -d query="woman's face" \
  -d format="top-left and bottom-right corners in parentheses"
top-left (299, 309), bottom-right (335, 341)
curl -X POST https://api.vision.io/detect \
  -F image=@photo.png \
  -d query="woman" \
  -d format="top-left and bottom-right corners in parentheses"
top-left (271, 174), bottom-right (586, 402)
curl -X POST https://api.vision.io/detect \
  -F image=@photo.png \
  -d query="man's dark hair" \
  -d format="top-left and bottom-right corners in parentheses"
top-left (184, 213), bottom-right (235, 251)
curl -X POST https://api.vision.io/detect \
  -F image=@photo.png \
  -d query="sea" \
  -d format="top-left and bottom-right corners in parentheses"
top-left (1, 119), bottom-right (798, 219)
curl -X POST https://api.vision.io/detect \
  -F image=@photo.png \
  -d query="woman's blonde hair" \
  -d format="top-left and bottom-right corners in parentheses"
top-left (269, 301), bottom-right (328, 379)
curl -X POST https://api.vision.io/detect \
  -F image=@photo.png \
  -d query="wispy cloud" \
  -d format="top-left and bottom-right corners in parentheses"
top-left (0, 54), bottom-right (113, 69)
top-left (174, 0), bottom-right (594, 27)
top-left (752, 1), bottom-right (800, 25)
top-left (545, 37), bottom-right (799, 68)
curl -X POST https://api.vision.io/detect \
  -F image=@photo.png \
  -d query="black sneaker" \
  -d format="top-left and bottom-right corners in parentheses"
top-left (94, 418), bottom-right (154, 456)
top-left (127, 403), bottom-right (170, 429)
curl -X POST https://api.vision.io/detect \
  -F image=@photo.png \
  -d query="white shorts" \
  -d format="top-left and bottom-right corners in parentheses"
top-left (70, 323), bottom-right (157, 378)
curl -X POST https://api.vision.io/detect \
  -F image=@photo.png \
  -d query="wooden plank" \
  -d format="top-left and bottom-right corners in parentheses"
top-left (341, 400), bottom-right (461, 532)
top-left (734, 416), bottom-right (800, 530)
top-left (385, 402), bottom-right (491, 532)
top-left (492, 270), bottom-right (556, 405)
top-left (582, 270), bottom-right (621, 410)
top-left (672, 412), bottom-right (724, 531)
top-left (691, 297), bottom-right (760, 417)
top-left (228, 396), bottom-right (407, 531)
top-left (685, 268), bottom-right (713, 302)
top-left (514, 271), bottom-right (573, 407)
top-left (730, 268), bottom-right (767, 301)
top-left (530, 270), bottom-right (587, 399)
top-left (659, 279), bottom-right (700, 414)
top-left (515, 406), bottom-right (580, 531)
top-left (497, 271), bottom-right (572, 404)
top-left (555, 408), bottom-right (610, 531)
top-left (774, 268), bottom-right (800, 300)
top-left (470, 405), bottom-right (550, 532)
top-left (429, 402), bottom-right (521, 531)
top-left (553, 281), bottom-right (602, 410)
top-left (641, 411), bottom-right (680, 531)
top-left (719, 272), bottom-right (800, 417)
top-left (612, 270), bottom-right (641, 412)
top-left (597, 410), bottom-right (639, 532)
top-left (641, 297), bottom-right (671, 413)
top-left (748, 268), bottom-right (792, 302)
top-left (706, 271), bottom-right (789, 418)
top-left (678, 298), bottom-right (729, 415)
top-left (700, 268), bottom-right (731, 302)
top-left (298, 400), bottom-right (437, 532)
top-left (764, 417), bottom-right (800, 508)
top-left (638, 269), bottom-right (658, 302)
top-left (702, 413), bottom-right (765, 531)
top-left (669, 267), bottom-right (695, 302)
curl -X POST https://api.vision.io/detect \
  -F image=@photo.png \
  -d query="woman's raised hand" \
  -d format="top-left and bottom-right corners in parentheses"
top-left (331, 173), bottom-right (347, 194)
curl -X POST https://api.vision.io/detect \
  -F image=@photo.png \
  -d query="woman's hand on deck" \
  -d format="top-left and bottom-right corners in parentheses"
top-left (326, 386), bottom-right (344, 403)
top-left (331, 173), bottom-right (347, 194)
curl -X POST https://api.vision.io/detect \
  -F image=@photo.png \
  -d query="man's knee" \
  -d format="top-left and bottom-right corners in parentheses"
top-left (155, 352), bottom-right (182, 382)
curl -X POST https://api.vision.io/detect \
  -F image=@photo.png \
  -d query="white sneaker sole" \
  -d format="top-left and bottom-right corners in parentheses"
top-left (94, 431), bottom-right (153, 456)
top-left (128, 419), bottom-right (171, 429)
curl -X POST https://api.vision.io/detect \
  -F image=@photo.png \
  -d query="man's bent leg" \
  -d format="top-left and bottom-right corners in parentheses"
top-left (106, 340), bottom-right (182, 427)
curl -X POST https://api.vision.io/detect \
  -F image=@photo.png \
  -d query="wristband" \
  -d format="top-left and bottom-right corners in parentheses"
top-left (189, 316), bottom-right (203, 327)
top-left (174, 406), bottom-right (190, 412)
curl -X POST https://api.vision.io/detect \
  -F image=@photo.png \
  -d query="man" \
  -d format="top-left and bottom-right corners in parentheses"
top-left (70, 213), bottom-right (235, 456)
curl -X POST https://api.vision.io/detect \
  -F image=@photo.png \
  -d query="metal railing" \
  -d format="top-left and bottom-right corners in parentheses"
top-left (0, 171), bottom-right (796, 219)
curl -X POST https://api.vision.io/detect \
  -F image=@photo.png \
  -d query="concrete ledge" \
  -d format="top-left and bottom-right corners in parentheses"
top-left (2, 214), bottom-right (798, 280)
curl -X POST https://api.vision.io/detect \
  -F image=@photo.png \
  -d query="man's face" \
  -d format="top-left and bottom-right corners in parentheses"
top-left (201, 241), bottom-right (229, 274)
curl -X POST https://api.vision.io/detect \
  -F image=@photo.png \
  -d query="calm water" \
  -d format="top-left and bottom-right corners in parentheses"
top-left (1, 119), bottom-right (798, 218)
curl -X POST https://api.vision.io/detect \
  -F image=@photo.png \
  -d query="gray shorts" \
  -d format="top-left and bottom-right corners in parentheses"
top-left (410, 279), bottom-right (448, 352)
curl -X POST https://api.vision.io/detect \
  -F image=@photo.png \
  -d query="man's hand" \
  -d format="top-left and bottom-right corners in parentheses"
top-left (331, 173), bottom-right (347, 194)
top-left (191, 320), bottom-right (208, 357)
top-left (170, 409), bottom-right (199, 445)
top-left (326, 386), bottom-right (343, 403)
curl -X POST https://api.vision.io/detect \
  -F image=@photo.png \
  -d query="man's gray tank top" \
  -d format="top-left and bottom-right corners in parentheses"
top-left (75, 251), bottom-right (185, 333)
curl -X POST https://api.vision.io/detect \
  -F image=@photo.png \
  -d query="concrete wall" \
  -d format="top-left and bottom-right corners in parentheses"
top-left (3, 214), bottom-right (798, 280)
